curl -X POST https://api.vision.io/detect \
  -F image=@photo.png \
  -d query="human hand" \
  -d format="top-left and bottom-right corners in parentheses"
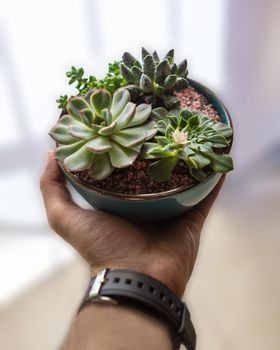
top-left (40, 150), bottom-right (224, 297)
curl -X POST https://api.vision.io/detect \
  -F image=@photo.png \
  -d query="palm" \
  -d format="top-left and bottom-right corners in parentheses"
top-left (41, 152), bottom-right (223, 297)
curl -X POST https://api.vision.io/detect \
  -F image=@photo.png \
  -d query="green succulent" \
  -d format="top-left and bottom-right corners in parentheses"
top-left (142, 108), bottom-right (233, 182)
top-left (57, 61), bottom-right (127, 111)
top-left (50, 88), bottom-right (156, 180)
top-left (56, 95), bottom-right (69, 110)
top-left (120, 48), bottom-right (189, 110)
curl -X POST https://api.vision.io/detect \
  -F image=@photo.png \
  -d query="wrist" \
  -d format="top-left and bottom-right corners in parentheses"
top-left (82, 268), bottom-right (196, 349)
top-left (64, 302), bottom-right (174, 350)
top-left (90, 257), bottom-right (187, 298)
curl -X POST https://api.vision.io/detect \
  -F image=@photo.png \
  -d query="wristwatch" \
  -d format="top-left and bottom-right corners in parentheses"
top-left (80, 268), bottom-right (196, 349)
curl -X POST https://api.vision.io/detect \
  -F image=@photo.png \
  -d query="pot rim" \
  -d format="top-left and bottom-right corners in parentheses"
top-left (59, 79), bottom-right (234, 201)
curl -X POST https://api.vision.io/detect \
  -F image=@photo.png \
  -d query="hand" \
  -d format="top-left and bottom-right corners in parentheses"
top-left (40, 150), bottom-right (224, 297)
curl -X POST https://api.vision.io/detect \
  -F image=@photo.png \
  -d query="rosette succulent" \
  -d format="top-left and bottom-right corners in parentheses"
top-left (142, 108), bottom-right (233, 182)
top-left (50, 88), bottom-right (156, 180)
top-left (120, 48), bottom-right (189, 109)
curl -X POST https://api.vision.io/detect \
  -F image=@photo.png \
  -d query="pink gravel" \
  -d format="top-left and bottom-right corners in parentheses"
top-left (175, 86), bottom-right (221, 122)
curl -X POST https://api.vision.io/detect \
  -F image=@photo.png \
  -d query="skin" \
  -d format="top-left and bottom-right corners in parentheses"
top-left (40, 150), bottom-right (224, 349)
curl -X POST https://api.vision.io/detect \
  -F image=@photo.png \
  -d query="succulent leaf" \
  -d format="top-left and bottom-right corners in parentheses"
top-left (201, 152), bottom-right (233, 173)
top-left (164, 75), bottom-right (177, 90)
top-left (174, 77), bottom-right (189, 91)
top-left (170, 63), bottom-right (177, 74)
top-left (188, 153), bottom-right (211, 169)
top-left (56, 140), bottom-right (87, 161)
top-left (90, 89), bottom-right (111, 117)
top-left (66, 97), bottom-right (91, 121)
top-left (102, 108), bottom-right (114, 125)
top-left (150, 107), bottom-right (169, 121)
top-left (109, 142), bottom-right (138, 168)
top-left (64, 144), bottom-right (95, 171)
top-left (124, 85), bottom-right (142, 102)
top-left (143, 55), bottom-right (156, 79)
top-left (154, 59), bottom-right (171, 84)
top-left (131, 66), bottom-right (142, 83)
top-left (155, 119), bottom-right (169, 134)
top-left (98, 120), bottom-right (117, 136)
top-left (115, 102), bottom-right (136, 129)
top-left (122, 52), bottom-right (140, 68)
top-left (212, 122), bottom-right (233, 138)
top-left (152, 51), bottom-right (160, 63)
top-left (49, 125), bottom-right (79, 145)
top-left (155, 136), bottom-right (170, 146)
top-left (79, 108), bottom-right (95, 125)
top-left (69, 125), bottom-right (96, 139)
top-left (149, 157), bottom-right (178, 182)
top-left (110, 88), bottom-right (130, 118)
top-left (189, 168), bottom-right (208, 181)
top-left (120, 63), bottom-right (135, 83)
top-left (112, 120), bottom-right (156, 147)
top-left (141, 47), bottom-right (150, 61)
top-left (87, 136), bottom-right (112, 153)
top-left (164, 49), bottom-right (175, 64)
top-left (140, 74), bottom-right (153, 92)
top-left (88, 153), bottom-right (113, 180)
top-left (111, 127), bottom-right (147, 148)
top-left (126, 103), bottom-right (152, 127)
top-left (177, 59), bottom-right (188, 76)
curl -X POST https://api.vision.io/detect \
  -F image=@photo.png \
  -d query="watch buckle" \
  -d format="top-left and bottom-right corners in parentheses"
top-left (89, 268), bottom-right (108, 298)
top-left (89, 268), bottom-right (117, 304)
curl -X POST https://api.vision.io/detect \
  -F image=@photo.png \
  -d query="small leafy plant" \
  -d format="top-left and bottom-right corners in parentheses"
top-left (50, 88), bottom-right (156, 180)
top-left (142, 108), bottom-right (233, 182)
top-left (56, 61), bottom-right (127, 111)
top-left (120, 48), bottom-right (189, 109)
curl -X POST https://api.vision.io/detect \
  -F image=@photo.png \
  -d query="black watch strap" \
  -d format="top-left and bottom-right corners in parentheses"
top-left (80, 268), bottom-right (196, 349)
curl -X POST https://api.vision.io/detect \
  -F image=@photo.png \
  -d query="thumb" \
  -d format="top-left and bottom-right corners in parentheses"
top-left (40, 150), bottom-right (81, 234)
top-left (194, 175), bottom-right (226, 220)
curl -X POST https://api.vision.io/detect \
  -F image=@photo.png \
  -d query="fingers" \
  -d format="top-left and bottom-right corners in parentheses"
top-left (174, 175), bottom-right (226, 235)
top-left (40, 150), bottom-right (81, 233)
top-left (194, 175), bottom-right (226, 220)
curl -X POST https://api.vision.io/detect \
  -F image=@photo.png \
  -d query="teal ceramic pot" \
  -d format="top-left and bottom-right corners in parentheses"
top-left (60, 79), bottom-right (233, 221)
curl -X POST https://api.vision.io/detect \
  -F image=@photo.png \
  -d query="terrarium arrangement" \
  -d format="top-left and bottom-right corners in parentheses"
top-left (50, 48), bottom-right (233, 220)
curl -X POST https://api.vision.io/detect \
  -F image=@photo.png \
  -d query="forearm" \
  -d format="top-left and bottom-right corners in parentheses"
top-left (61, 302), bottom-right (174, 350)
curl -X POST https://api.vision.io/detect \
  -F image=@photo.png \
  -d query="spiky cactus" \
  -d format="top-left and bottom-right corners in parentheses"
top-left (50, 88), bottom-right (156, 180)
top-left (142, 108), bottom-right (233, 182)
top-left (120, 48), bottom-right (189, 110)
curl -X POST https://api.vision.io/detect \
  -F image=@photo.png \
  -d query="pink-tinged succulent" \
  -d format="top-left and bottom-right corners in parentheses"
top-left (50, 88), bottom-right (156, 180)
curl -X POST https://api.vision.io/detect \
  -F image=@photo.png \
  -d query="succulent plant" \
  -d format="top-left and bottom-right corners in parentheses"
top-left (142, 108), bottom-right (233, 182)
top-left (57, 61), bottom-right (127, 111)
top-left (50, 88), bottom-right (156, 180)
top-left (120, 48), bottom-right (189, 110)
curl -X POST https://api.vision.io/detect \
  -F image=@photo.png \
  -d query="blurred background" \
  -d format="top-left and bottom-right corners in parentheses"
top-left (0, 0), bottom-right (279, 349)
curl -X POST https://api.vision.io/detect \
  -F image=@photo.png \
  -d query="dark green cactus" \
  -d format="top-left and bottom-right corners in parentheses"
top-left (120, 48), bottom-right (189, 109)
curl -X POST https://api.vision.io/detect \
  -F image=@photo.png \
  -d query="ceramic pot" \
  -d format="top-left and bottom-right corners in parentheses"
top-left (60, 79), bottom-right (233, 221)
